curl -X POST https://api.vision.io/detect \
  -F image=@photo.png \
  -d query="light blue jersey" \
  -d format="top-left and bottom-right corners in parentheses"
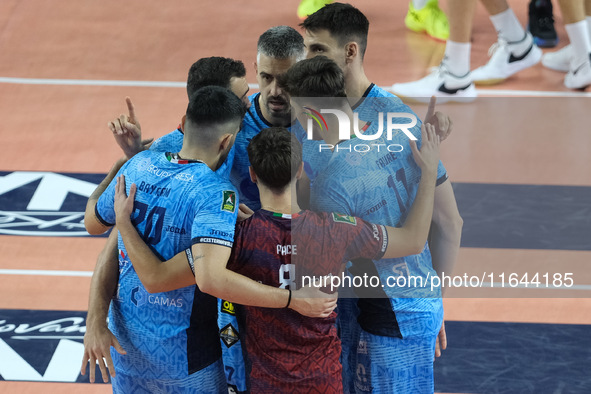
top-left (95, 150), bottom-right (238, 384)
top-left (311, 84), bottom-right (446, 393)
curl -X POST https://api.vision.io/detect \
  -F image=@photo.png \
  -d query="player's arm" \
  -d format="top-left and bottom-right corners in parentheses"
top-left (381, 122), bottom-right (440, 258)
top-left (429, 179), bottom-right (463, 292)
top-left (81, 230), bottom-right (126, 383)
top-left (113, 176), bottom-right (336, 317)
top-left (84, 157), bottom-right (127, 235)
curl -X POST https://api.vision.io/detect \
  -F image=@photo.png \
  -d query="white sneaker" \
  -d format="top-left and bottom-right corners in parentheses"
top-left (472, 33), bottom-right (542, 85)
top-left (564, 56), bottom-right (591, 89)
top-left (542, 45), bottom-right (573, 72)
top-left (391, 65), bottom-right (476, 104)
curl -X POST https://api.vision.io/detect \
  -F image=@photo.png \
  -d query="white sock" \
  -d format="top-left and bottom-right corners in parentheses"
top-left (443, 41), bottom-right (471, 76)
top-left (412, 0), bottom-right (429, 9)
top-left (586, 16), bottom-right (591, 41)
top-left (490, 8), bottom-right (526, 43)
top-left (565, 20), bottom-right (591, 67)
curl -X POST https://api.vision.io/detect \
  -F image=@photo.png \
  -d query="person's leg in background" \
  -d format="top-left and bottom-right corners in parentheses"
top-left (392, 0), bottom-right (478, 103)
top-left (470, 0), bottom-right (542, 85)
top-left (405, 0), bottom-right (450, 41)
top-left (297, 0), bottom-right (333, 20)
top-left (551, 0), bottom-right (591, 88)
top-left (529, 0), bottom-right (559, 48)
top-left (542, 0), bottom-right (591, 73)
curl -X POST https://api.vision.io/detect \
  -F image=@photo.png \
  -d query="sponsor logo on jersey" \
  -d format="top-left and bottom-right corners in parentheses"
top-left (0, 171), bottom-right (105, 237)
top-left (221, 190), bottom-right (236, 212)
top-left (210, 229), bottom-right (230, 238)
top-left (221, 300), bottom-right (235, 315)
top-left (365, 199), bottom-right (387, 216)
top-left (332, 212), bottom-right (357, 226)
top-left (164, 225), bottom-right (186, 235)
top-left (220, 323), bottom-right (239, 348)
top-left (131, 286), bottom-right (183, 308)
top-left (131, 286), bottom-right (148, 307)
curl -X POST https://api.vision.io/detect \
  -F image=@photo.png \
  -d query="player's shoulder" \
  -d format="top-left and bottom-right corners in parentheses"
top-left (149, 127), bottom-right (183, 152)
top-left (126, 149), bottom-right (162, 167)
top-left (200, 173), bottom-right (238, 203)
top-left (367, 84), bottom-right (394, 99)
top-left (356, 84), bottom-right (415, 114)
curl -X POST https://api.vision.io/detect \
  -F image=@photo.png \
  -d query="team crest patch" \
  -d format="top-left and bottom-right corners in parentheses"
top-left (220, 323), bottom-right (239, 348)
top-left (332, 212), bottom-right (357, 225)
top-left (221, 190), bottom-right (236, 212)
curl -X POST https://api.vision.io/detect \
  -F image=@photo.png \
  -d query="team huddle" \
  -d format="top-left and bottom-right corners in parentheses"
top-left (81, 3), bottom-right (463, 394)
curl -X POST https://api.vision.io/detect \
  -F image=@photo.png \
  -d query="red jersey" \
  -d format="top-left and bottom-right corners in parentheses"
top-left (227, 209), bottom-right (388, 393)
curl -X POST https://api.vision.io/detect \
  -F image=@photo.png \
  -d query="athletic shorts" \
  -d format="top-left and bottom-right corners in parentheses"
top-left (111, 358), bottom-right (226, 394)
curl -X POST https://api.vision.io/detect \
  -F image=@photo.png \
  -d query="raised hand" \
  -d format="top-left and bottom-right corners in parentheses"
top-left (109, 97), bottom-right (145, 159)
top-left (424, 96), bottom-right (453, 142)
top-left (410, 122), bottom-right (440, 176)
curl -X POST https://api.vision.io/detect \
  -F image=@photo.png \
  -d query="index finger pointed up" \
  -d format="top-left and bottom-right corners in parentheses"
top-left (424, 96), bottom-right (436, 123)
top-left (125, 97), bottom-right (137, 124)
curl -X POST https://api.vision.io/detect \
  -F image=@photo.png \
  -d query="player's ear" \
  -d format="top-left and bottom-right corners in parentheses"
top-left (254, 61), bottom-right (258, 75)
top-left (219, 134), bottom-right (233, 153)
top-left (180, 115), bottom-right (186, 132)
top-left (295, 162), bottom-right (304, 180)
top-left (344, 42), bottom-right (358, 64)
top-left (248, 166), bottom-right (257, 183)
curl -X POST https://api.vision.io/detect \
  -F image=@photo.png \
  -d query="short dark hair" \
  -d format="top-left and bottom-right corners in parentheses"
top-left (277, 56), bottom-right (346, 98)
top-left (247, 127), bottom-right (302, 193)
top-left (257, 26), bottom-right (306, 60)
top-left (185, 86), bottom-right (246, 142)
top-left (300, 3), bottom-right (369, 60)
top-left (186, 57), bottom-right (246, 98)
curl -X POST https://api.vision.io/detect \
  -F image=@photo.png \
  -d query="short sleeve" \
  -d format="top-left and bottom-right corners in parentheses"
top-left (339, 215), bottom-right (388, 262)
top-left (191, 185), bottom-right (239, 248)
top-left (95, 161), bottom-right (131, 226)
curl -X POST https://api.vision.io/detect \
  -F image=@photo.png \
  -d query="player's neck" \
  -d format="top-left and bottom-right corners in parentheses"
top-left (344, 66), bottom-right (371, 102)
top-left (177, 146), bottom-right (217, 170)
top-left (258, 183), bottom-right (301, 215)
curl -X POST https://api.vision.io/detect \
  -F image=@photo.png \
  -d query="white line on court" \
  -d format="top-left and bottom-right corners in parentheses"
top-left (2, 77), bottom-right (591, 98)
top-left (0, 269), bottom-right (93, 277)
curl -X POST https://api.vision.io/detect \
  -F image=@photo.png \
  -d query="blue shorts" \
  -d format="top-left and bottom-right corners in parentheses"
top-left (338, 297), bottom-right (361, 394)
top-left (111, 359), bottom-right (226, 394)
top-left (352, 306), bottom-right (444, 394)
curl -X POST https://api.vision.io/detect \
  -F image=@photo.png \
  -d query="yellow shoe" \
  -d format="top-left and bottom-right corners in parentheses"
top-left (297, 0), bottom-right (333, 20)
top-left (404, 0), bottom-right (449, 41)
